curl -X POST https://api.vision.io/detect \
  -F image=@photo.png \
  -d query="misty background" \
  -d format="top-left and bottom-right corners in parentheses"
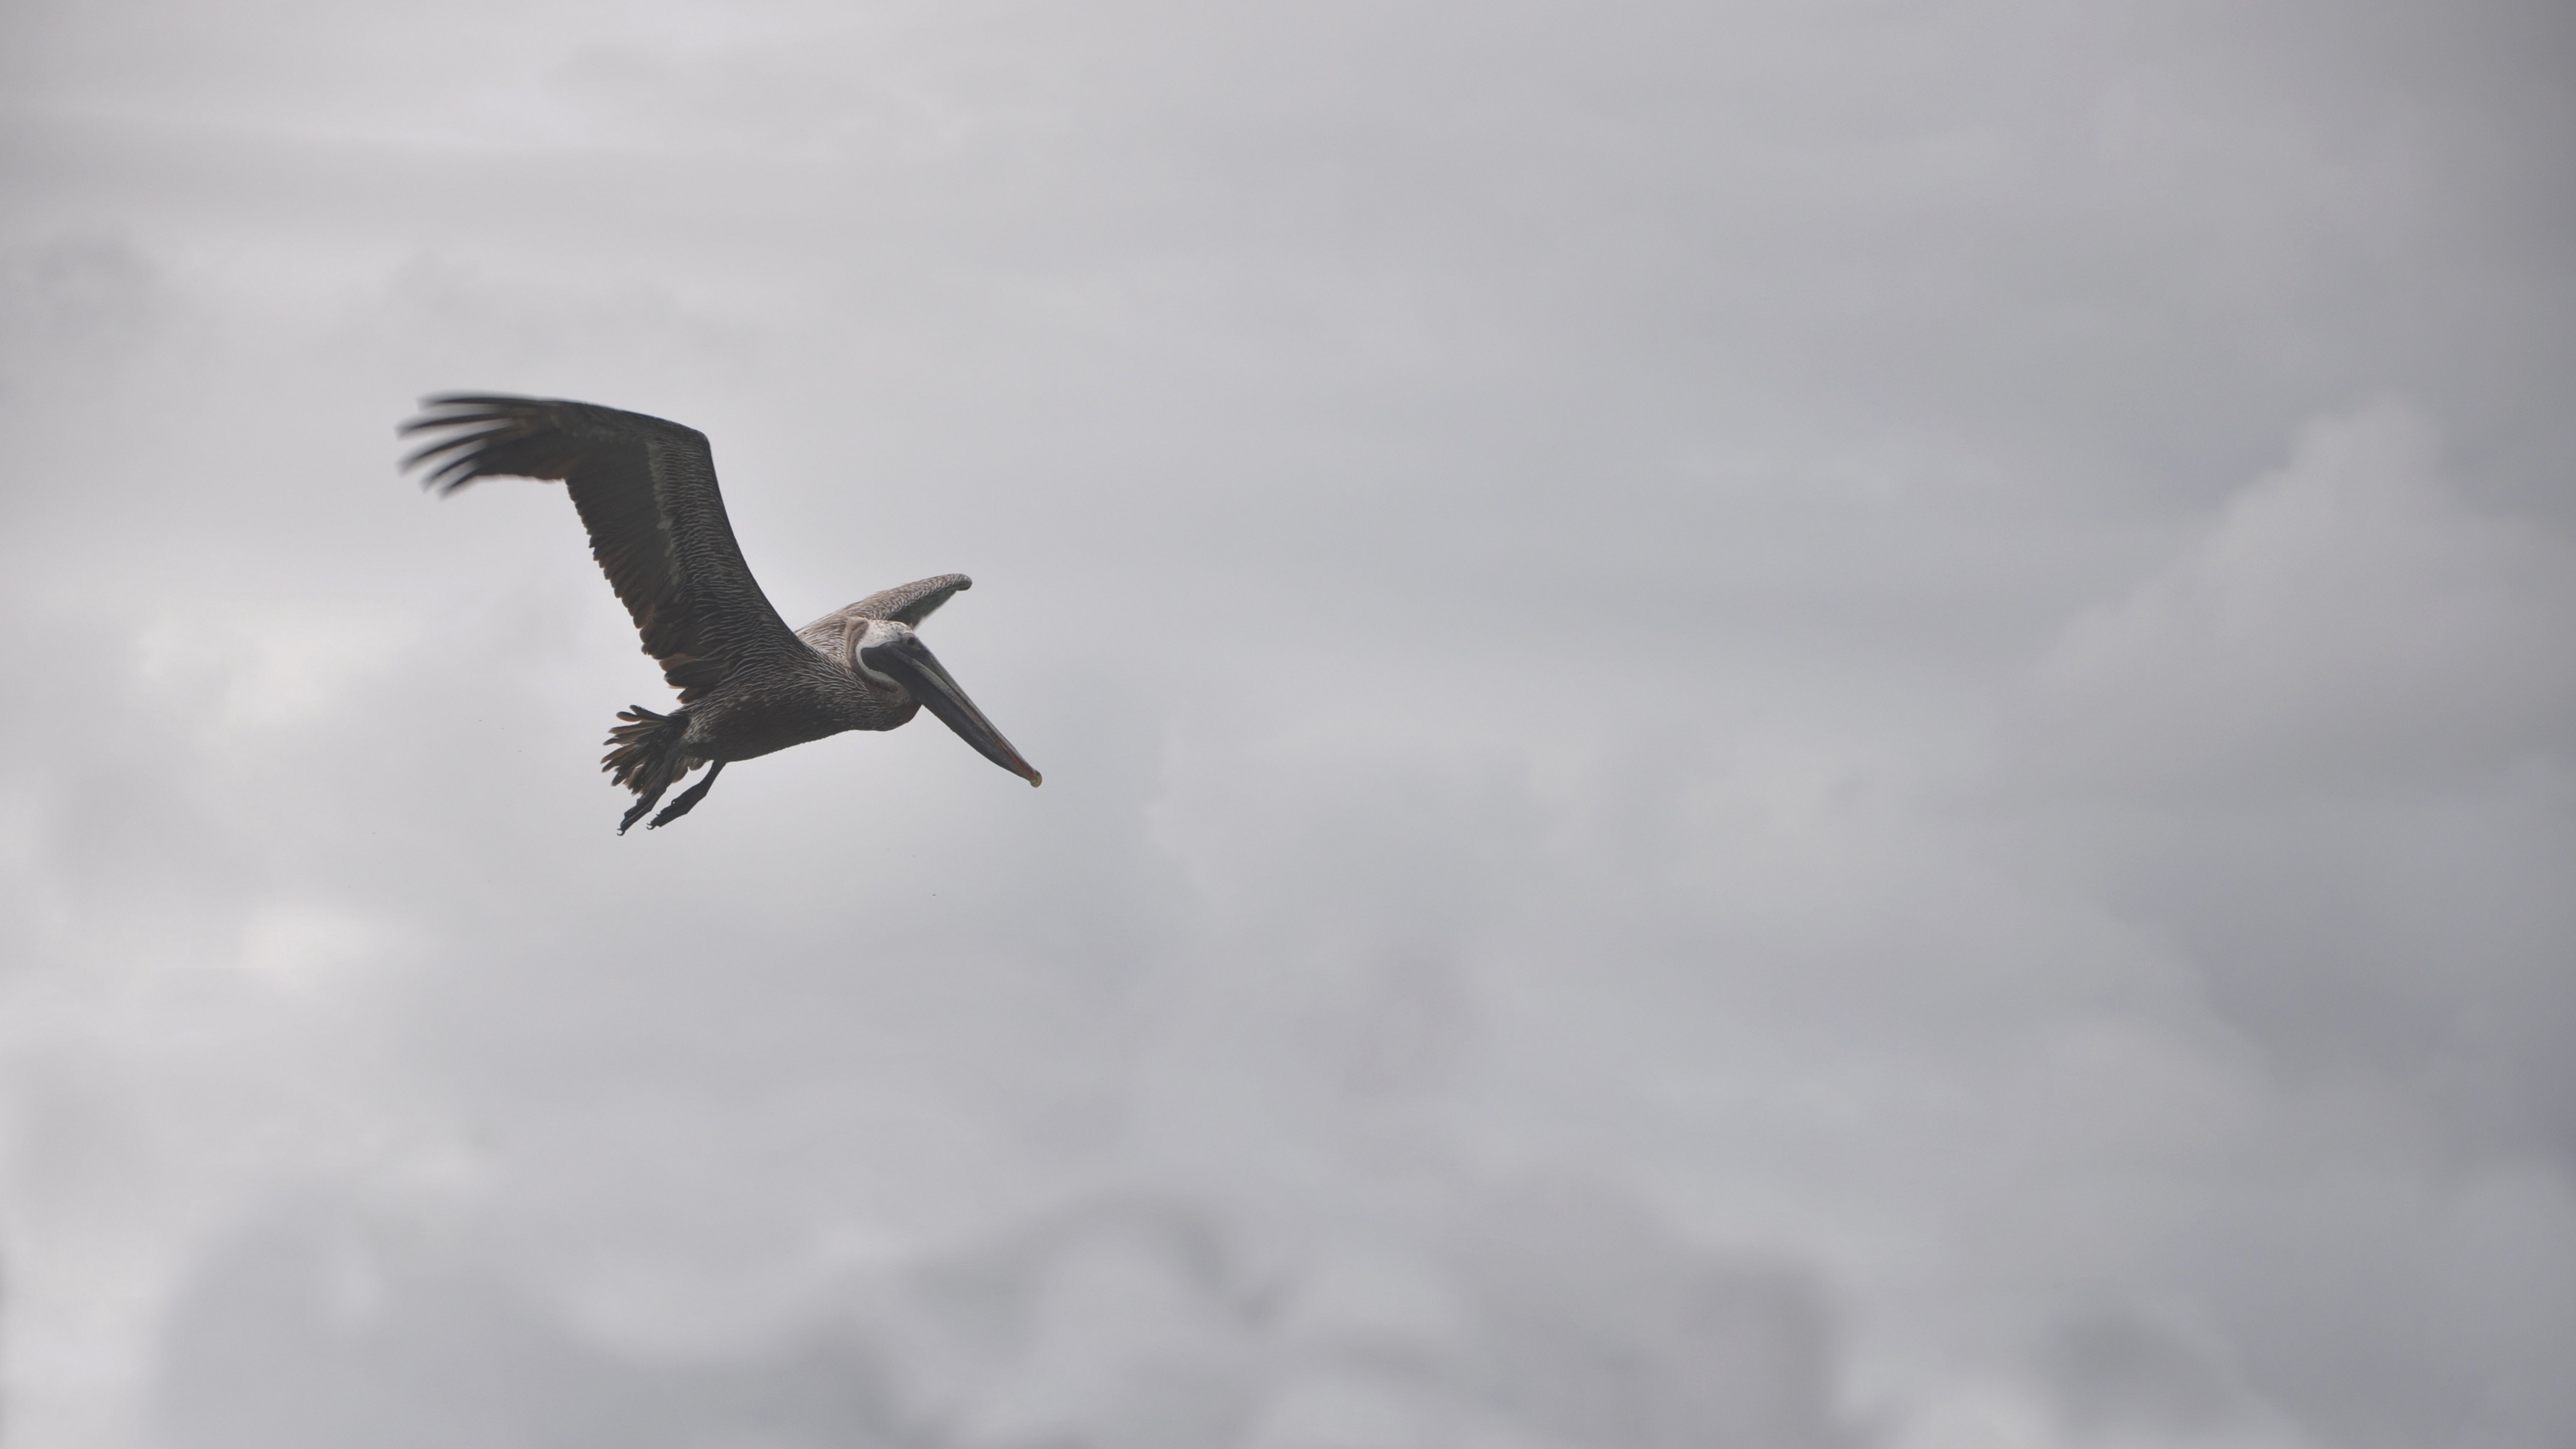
top-left (4, 2), bottom-right (2573, 1446)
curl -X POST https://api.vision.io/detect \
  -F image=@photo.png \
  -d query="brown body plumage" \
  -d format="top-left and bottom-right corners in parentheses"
top-left (401, 394), bottom-right (1041, 832)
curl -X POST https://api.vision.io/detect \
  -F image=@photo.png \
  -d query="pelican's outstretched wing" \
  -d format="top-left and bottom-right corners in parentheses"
top-left (794, 575), bottom-right (974, 660)
top-left (401, 394), bottom-right (806, 701)
top-left (848, 574), bottom-right (973, 625)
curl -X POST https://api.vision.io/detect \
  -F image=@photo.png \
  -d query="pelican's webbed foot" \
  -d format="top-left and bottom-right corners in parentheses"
top-left (618, 787), bottom-right (666, 835)
top-left (647, 760), bottom-right (726, 830)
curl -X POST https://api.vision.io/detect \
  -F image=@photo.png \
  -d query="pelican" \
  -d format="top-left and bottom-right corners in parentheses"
top-left (400, 394), bottom-right (1040, 833)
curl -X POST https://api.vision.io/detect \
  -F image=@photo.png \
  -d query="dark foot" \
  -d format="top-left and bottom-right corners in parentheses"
top-left (618, 791), bottom-right (663, 835)
top-left (647, 761), bottom-right (725, 829)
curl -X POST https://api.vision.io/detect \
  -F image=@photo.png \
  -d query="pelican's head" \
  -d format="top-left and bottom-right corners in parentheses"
top-left (851, 619), bottom-right (1042, 786)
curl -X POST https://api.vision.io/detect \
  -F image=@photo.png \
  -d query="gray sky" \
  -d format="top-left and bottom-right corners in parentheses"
top-left (4, 2), bottom-right (2573, 1446)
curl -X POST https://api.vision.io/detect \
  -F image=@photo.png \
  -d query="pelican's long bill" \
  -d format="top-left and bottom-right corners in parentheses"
top-left (860, 635), bottom-right (1043, 787)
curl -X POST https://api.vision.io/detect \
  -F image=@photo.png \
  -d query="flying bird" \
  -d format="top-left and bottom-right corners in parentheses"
top-left (400, 394), bottom-right (1040, 833)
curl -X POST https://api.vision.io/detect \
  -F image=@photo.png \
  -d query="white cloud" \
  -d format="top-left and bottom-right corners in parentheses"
top-left (2029, 398), bottom-right (2576, 795)
top-left (136, 612), bottom-right (412, 734)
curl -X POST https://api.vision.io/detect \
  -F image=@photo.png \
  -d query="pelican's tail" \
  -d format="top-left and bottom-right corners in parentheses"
top-left (602, 705), bottom-right (695, 834)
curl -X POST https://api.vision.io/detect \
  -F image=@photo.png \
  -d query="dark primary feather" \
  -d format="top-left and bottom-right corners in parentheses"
top-left (400, 394), bottom-right (806, 700)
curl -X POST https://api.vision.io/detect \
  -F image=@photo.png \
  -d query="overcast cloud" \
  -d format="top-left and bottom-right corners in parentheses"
top-left (3, 2), bottom-right (2573, 1446)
